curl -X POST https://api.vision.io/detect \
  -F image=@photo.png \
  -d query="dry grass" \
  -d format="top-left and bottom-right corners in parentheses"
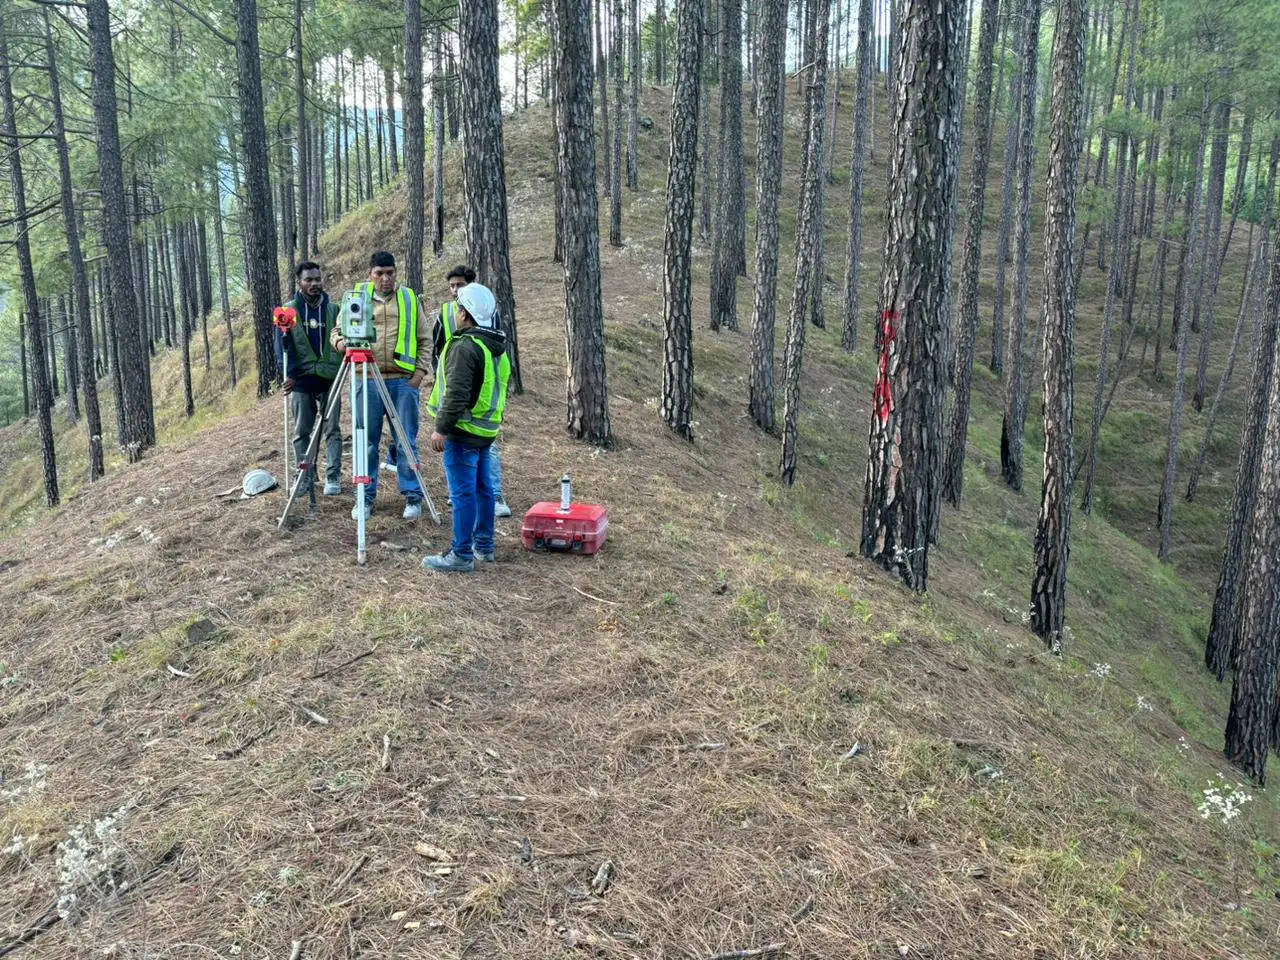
top-left (1, 85), bottom-right (1278, 959)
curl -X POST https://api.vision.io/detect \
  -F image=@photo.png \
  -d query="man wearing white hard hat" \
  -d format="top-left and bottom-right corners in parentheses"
top-left (422, 282), bottom-right (512, 573)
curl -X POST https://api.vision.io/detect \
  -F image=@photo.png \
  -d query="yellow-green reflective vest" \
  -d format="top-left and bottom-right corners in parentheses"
top-left (440, 301), bottom-right (459, 342)
top-left (426, 333), bottom-right (510, 439)
top-left (360, 282), bottom-right (420, 373)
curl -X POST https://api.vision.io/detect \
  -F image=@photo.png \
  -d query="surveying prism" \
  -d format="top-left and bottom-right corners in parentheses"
top-left (277, 286), bottom-right (441, 564)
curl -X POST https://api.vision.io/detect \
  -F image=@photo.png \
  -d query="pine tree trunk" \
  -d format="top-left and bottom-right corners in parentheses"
top-left (1204, 132), bottom-right (1279, 680)
top-left (88, 0), bottom-right (153, 458)
top-left (710, 0), bottom-right (745, 331)
top-left (175, 221), bottom-right (196, 419)
top-left (234, 0), bottom-right (282, 396)
top-left (1157, 85), bottom-right (1211, 562)
top-left (212, 168), bottom-right (237, 388)
top-left (940, 0), bottom-right (1000, 504)
top-left (806, 0), bottom-right (829, 331)
top-left (990, 0), bottom-right (1025, 375)
top-left (386, 58), bottom-right (399, 177)
top-left (626, 0), bottom-right (639, 189)
top-left (1029, 0), bottom-right (1086, 651)
top-left (293, 0), bottom-right (309, 261)
top-left (432, 31), bottom-right (446, 258)
top-left (554, 0), bottom-right (613, 445)
top-left (19, 313), bottom-right (29, 420)
top-left (45, 13), bottom-right (103, 480)
top-left (660, 0), bottom-right (704, 438)
top-left (840, 0), bottom-right (873, 352)
top-left (780, 0), bottom-right (831, 486)
top-left (334, 70), bottom-right (345, 219)
top-left (547, 3), bottom-right (566, 264)
top-left (999, 0), bottom-right (1042, 490)
top-left (859, 0), bottom-right (964, 590)
top-left (610, 0), bottom-right (625, 245)
top-left (1191, 97), bottom-right (1232, 412)
top-left (459, 0), bottom-right (524, 393)
top-left (748, 0), bottom-right (787, 433)
top-left (375, 60), bottom-right (386, 189)
top-left (1222, 233), bottom-right (1280, 784)
top-left (404, 0), bottom-right (425, 291)
top-left (596, 0), bottom-right (612, 196)
top-left (697, 7), bottom-right (713, 243)
top-left (656, 0), bottom-right (667, 83)
top-left (361, 60), bottom-right (375, 200)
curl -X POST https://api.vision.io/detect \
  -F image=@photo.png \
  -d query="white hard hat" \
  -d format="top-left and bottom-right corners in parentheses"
top-left (241, 468), bottom-right (278, 497)
top-left (456, 282), bottom-right (498, 328)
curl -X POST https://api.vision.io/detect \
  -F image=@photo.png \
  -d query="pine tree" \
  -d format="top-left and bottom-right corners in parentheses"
top-left (554, 0), bottom-right (613, 445)
top-left (661, 0), bottom-right (705, 439)
top-left (405, 0), bottom-right (425, 292)
top-left (610, 0), bottom-right (625, 245)
top-left (840, 0), bottom-right (874, 353)
top-left (859, 0), bottom-right (964, 591)
top-left (748, 0), bottom-right (786, 433)
top-left (710, 0), bottom-right (745, 332)
top-left (626, 0), bottom-right (640, 189)
top-left (1029, 0), bottom-right (1086, 652)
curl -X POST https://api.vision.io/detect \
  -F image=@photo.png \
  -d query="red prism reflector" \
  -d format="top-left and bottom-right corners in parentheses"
top-left (521, 501), bottom-right (609, 555)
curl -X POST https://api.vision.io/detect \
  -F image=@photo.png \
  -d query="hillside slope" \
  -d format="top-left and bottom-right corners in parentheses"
top-left (2, 90), bottom-right (1278, 958)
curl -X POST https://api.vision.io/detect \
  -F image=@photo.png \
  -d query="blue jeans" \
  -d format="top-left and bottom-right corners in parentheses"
top-left (439, 441), bottom-right (505, 501)
top-left (354, 376), bottom-right (421, 504)
top-left (443, 439), bottom-right (494, 560)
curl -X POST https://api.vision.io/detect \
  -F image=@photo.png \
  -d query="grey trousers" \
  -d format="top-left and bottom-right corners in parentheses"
top-left (291, 387), bottom-right (343, 485)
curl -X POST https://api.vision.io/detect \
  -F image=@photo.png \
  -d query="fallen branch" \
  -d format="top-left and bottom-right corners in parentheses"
top-left (166, 663), bottom-right (192, 679)
top-left (288, 702), bottom-right (330, 726)
top-left (591, 859), bottom-right (615, 895)
top-left (380, 733), bottom-right (392, 772)
top-left (328, 853), bottom-right (370, 899)
top-left (679, 741), bottom-right (727, 753)
top-left (571, 585), bottom-right (621, 605)
top-left (310, 644), bottom-right (379, 680)
top-left (707, 943), bottom-right (785, 960)
top-left (0, 904), bottom-right (59, 958)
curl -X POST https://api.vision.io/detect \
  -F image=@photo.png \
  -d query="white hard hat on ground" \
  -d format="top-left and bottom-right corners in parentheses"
top-left (456, 282), bottom-right (498, 329)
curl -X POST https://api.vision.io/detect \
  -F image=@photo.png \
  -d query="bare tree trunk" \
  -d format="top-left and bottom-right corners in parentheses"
top-left (660, 0), bottom-right (704, 438)
top-left (990, 0), bottom-right (1025, 375)
top-left (44, 12), bottom-right (103, 479)
top-left (859, 0), bottom-right (964, 590)
top-left (999, 0), bottom-right (1042, 490)
top-left (88, 0), bottom-right (154, 457)
top-left (293, 0), bottom-right (309, 260)
top-left (596, 0), bottom-right (612, 196)
top-left (698, 2), bottom-right (714, 241)
top-left (1157, 84), bottom-right (1211, 562)
top-left (234, 0), bottom-right (282, 395)
top-left (1030, 0), bottom-right (1085, 651)
top-left (710, 0), bottom-right (745, 331)
top-left (547, 3), bottom-right (566, 264)
top-left (404, 0), bottom-right (425, 291)
top-left (1191, 97), bottom-right (1233, 411)
top-left (386, 58), bottom-right (399, 177)
top-left (841, 0), bottom-right (873, 352)
top-left (941, 0), bottom-right (1000, 504)
top-left (610, 0), bottom-right (625, 244)
top-left (806, 0), bottom-right (829, 331)
top-left (748, 0), bottom-right (787, 433)
top-left (554, 0), bottom-right (613, 444)
top-left (212, 168), bottom-right (237, 388)
top-left (780, 0), bottom-right (830, 486)
top-left (626, 0), bottom-right (639, 188)
top-left (459, 0), bottom-right (524, 393)
top-left (656, 0), bottom-right (667, 83)
top-left (432, 30), bottom-right (446, 258)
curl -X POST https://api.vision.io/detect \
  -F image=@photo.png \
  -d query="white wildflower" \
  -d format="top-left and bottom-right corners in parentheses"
top-left (1196, 774), bottom-right (1252, 827)
top-left (1136, 695), bottom-right (1154, 712)
top-left (55, 803), bottom-right (132, 923)
top-left (1091, 662), bottom-right (1112, 679)
top-left (1, 761), bottom-right (49, 803)
top-left (1178, 736), bottom-right (1192, 752)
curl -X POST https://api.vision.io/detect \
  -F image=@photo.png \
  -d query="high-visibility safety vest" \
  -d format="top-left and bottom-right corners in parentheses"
top-left (426, 333), bottom-right (511, 439)
top-left (440, 300), bottom-right (459, 342)
top-left (360, 282), bottom-right (420, 373)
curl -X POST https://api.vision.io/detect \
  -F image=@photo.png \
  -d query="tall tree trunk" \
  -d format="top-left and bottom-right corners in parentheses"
top-left (656, 0), bottom-right (667, 83)
top-left (806, 0), bottom-right (829, 331)
top-left (989, 0), bottom-right (1025, 375)
top-left (375, 58), bottom-right (386, 189)
top-left (547, 3), bottom-right (566, 264)
top-left (361, 59), bottom-right (374, 200)
top-left (610, 0), bottom-right (625, 245)
top-left (859, 0), bottom-right (964, 590)
top-left (1191, 97), bottom-right (1232, 411)
top-left (626, 0), bottom-right (639, 188)
top-left (1222, 234), bottom-right (1280, 784)
top-left (294, 0), bottom-right (309, 260)
top-left (1, 22), bottom-right (58, 503)
top-left (710, 0), bottom-right (745, 331)
top-left (1030, 0), bottom-right (1086, 652)
top-left (234, 0), bottom-right (282, 395)
top-left (212, 168), bottom-right (237, 388)
top-left (87, 0), bottom-right (153, 457)
top-left (459, 0), bottom-right (524, 393)
top-left (404, 0), bottom-right (425, 292)
top-left (841, 0), bottom-right (873, 352)
top-left (432, 31), bottom-right (446, 258)
top-left (174, 221), bottom-right (196, 418)
top-left (660, 0), bottom-right (704, 438)
top-left (748, 0), bottom-right (786, 433)
top-left (1157, 84), bottom-right (1211, 562)
top-left (386, 58), bottom-right (399, 177)
top-left (780, 0), bottom-right (830, 486)
top-left (940, 0), bottom-right (1000, 504)
top-left (554, 0), bottom-right (613, 445)
top-left (596, 0), bottom-right (612, 196)
top-left (44, 12), bottom-right (103, 480)
top-left (1204, 132), bottom-right (1279, 680)
top-left (697, 3), bottom-right (713, 242)
top-left (19, 313), bottom-right (29, 419)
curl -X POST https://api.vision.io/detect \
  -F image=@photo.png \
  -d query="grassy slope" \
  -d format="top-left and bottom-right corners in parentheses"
top-left (1, 83), bottom-right (1277, 957)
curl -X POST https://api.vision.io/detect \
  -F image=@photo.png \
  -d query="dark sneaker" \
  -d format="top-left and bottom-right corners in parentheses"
top-left (423, 550), bottom-right (474, 573)
top-left (475, 550), bottom-right (496, 563)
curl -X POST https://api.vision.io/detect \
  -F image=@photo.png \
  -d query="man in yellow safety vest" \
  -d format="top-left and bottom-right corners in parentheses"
top-left (331, 250), bottom-right (430, 521)
top-left (422, 282), bottom-right (511, 573)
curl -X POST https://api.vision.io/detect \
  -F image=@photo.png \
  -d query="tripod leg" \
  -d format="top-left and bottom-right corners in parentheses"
top-left (371, 366), bottom-right (441, 525)
top-left (355, 360), bottom-right (369, 564)
top-left (278, 358), bottom-right (351, 529)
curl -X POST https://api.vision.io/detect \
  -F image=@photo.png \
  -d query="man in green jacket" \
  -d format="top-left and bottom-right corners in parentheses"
top-left (422, 282), bottom-right (511, 573)
top-left (276, 261), bottom-right (342, 496)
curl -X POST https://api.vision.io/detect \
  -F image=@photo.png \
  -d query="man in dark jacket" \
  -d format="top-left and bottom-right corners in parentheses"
top-left (422, 283), bottom-right (511, 573)
top-left (275, 261), bottom-right (342, 495)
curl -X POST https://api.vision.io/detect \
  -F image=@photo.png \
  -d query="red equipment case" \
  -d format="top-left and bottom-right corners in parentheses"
top-left (521, 501), bottom-right (609, 555)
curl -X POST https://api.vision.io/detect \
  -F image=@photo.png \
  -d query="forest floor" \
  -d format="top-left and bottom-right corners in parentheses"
top-left (1, 86), bottom-right (1278, 958)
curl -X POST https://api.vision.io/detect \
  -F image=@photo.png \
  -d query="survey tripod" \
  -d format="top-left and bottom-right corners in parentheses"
top-left (276, 348), bottom-right (442, 564)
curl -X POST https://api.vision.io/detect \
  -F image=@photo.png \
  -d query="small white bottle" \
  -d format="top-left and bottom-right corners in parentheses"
top-left (559, 474), bottom-right (572, 513)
